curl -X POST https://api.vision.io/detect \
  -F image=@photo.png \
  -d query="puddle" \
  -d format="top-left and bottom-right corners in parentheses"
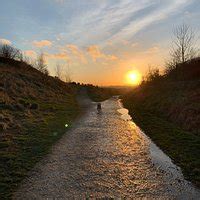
top-left (15, 97), bottom-right (200, 199)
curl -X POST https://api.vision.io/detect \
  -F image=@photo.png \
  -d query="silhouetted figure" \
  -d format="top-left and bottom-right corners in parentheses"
top-left (97, 103), bottom-right (101, 112)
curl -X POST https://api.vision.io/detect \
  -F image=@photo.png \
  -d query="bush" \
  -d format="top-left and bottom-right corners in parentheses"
top-left (0, 44), bottom-right (22, 60)
top-left (141, 67), bottom-right (162, 86)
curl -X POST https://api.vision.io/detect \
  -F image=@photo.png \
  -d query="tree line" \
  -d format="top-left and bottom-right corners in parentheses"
top-left (0, 44), bottom-right (71, 82)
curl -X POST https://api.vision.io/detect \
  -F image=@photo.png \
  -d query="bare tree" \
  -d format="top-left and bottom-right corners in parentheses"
top-left (64, 62), bottom-right (72, 83)
top-left (64, 71), bottom-right (71, 83)
top-left (0, 44), bottom-right (22, 60)
top-left (145, 66), bottom-right (161, 83)
top-left (55, 63), bottom-right (63, 80)
top-left (171, 24), bottom-right (197, 64)
top-left (35, 53), bottom-right (49, 75)
top-left (55, 62), bottom-right (72, 82)
top-left (22, 55), bottom-right (32, 65)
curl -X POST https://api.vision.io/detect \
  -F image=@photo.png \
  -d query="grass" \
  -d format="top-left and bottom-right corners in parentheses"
top-left (0, 58), bottom-right (120, 199)
top-left (122, 101), bottom-right (200, 187)
top-left (0, 85), bottom-right (115, 199)
top-left (0, 97), bottom-right (80, 199)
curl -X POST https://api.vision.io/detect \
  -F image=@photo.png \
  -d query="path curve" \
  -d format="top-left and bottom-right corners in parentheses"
top-left (14, 97), bottom-right (200, 199)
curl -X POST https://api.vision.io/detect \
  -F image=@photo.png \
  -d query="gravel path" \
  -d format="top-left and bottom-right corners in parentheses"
top-left (14, 97), bottom-right (200, 199)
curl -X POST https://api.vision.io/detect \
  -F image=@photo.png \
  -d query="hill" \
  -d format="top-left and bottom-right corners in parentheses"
top-left (0, 57), bottom-right (80, 198)
top-left (122, 59), bottom-right (200, 187)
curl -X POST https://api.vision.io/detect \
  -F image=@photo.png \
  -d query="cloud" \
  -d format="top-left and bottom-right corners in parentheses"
top-left (86, 45), bottom-right (103, 61)
top-left (33, 40), bottom-right (52, 47)
top-left (45, 52), bottom-right (70, 61)
top-left (66, 44), bottom-right (87, 64)
top-left (86, 45), bottom-right (118, 62)
top-left (144, 46), bottom-right (160, 55)
top-left (0, 38), bottom-right (11, 45)
top-left (110, 0), bottom-right (191, 41)
top-left (54, 0), bottom-right (192, 48)
top-left (53, 0), bottom-right (154, 47)
top-left (106, 55), bottom-right (118, 61)
top-left (24, 50), bottom-right (37, 57)
top-left (66, 44), bottom-right (79, 55)
top-left (131, 43), bottom-right (139, 48)
top-left (55, 0), bottom-right (65, 3)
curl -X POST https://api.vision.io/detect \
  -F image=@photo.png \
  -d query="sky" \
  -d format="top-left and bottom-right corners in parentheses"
top-left (0, 0), bottom-right (200, 85)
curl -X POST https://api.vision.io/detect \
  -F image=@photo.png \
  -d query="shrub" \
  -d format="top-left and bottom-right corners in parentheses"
top-left (0, 44), bottom-right (22, 60)
top-left (141, 67), bottom-right (162, 86)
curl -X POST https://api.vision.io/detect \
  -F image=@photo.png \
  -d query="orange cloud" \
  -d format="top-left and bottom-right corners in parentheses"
top-left (106, 55), bottom-right (118, 61)
top-left (66, 44), bottom-right (87, 64)
top-left (24, 50), bottom-right (37, 57)
top-left (45, 52), bottom-right (70, 61)
top-left (0, 38), bottom-right (11, 45)
top-left (86, 45), bottom-right (103, 61)
top-left (66, 44), bottom-right (79, 55)
top-left (86, 45), bottom-right (118, 62)
top-left (33, 40), bottom-right (52, 47)
top-left (143, 46), bottom-right (160, 55)
top-left (131, 42), bottom-right (139, 47)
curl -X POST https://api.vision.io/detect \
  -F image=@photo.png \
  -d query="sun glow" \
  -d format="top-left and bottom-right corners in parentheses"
top-left (126, 70), bottom-right (142, 85)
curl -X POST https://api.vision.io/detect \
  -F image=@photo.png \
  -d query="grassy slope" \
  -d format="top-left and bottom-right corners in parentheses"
top-left (0, 58), bottom-right (80, 199)
top-left (122, 80), bottom-right (200, 187)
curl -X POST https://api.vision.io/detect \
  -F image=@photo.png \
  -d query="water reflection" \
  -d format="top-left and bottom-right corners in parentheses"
top-left (117, 99), bottom-right (200, 199)
top-left (14, 98), bottom-right (200, 199)
top-left (117, 108), bottom-right (132, 121)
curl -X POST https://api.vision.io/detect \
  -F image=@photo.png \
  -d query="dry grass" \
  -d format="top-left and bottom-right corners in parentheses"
top-left (0, 57), bottom-right (80, 199)
top-left (122, 60), bottom-right (200, 187)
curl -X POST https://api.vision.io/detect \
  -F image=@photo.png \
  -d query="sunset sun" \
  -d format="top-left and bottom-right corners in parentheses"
top-left (126, 70), bottom-right (142, 85)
